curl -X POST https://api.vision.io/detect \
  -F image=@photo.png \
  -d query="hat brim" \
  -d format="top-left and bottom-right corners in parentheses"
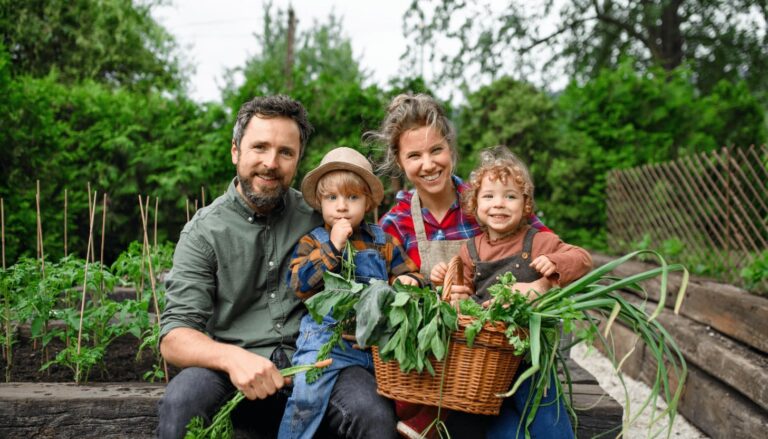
top-left (301, 162), bottom-right (385, 211)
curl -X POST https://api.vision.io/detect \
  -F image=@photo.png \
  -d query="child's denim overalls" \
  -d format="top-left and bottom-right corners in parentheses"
top-left (469, 228), bottom-right (574, 439)
top-left (278, 225), bottom-right (389, 439)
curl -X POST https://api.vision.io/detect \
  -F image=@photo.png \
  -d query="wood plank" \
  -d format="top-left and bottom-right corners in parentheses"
top-left (591, 253), bottom-right (768, 354)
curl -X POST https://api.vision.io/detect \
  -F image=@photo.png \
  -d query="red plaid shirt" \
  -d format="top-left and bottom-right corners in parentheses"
top-left (379, 176), bottom-right (551, 269)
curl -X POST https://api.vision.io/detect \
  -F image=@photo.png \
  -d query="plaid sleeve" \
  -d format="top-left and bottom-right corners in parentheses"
top-left (529, 213), bottom-right (552, 233)
top-left (384, 235), bottom-right (426, 287)
top-left (288, 233), bottom-right (341, 299)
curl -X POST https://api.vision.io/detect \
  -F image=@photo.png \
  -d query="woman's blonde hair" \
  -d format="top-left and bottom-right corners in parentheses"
top-left (316, 170), bottom-right (375, 212)
top-left (462, 146), bottom-right (535, 224)
top-left (365, 93), bottom-right (457, 176)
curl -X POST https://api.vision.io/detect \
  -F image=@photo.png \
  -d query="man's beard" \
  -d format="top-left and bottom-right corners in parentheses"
top-left (236, 168), bottom-right (288, 212)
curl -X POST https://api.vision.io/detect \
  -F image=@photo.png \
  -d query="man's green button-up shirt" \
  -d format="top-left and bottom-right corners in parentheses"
top-left (160, 179), bottom-right (323, 360)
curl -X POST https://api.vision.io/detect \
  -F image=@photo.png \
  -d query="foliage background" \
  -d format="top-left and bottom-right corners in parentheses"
top-left (1, 0), bottom-right (766, 266)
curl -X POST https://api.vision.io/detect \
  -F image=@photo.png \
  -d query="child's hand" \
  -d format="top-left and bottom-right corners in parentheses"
top-left (395, 275), bottom-right (418, 286)
top-left (330, 219), bottom-right (353, 251)
top-left (430, 262), bottom-right (448, 285)
top-left (448, 284), bottom-right (473, 307)
top-left (511, 278), bottom-right (553, 301)
top-left (530, 256), bottom-right (556, 278)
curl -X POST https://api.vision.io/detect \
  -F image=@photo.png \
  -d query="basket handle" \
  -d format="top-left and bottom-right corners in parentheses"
top-left (442, 255), bottom-right (464, 302)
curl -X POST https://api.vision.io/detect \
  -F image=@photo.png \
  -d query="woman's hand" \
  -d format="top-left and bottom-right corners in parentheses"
top-left (395, 275), bottom-right (419, 286)
top-left (430, 262), bottom-right (448, 285)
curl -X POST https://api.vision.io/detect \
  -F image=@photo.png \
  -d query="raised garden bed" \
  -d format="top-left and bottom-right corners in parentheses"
top-left (1, 326), bottom-right (622, 438)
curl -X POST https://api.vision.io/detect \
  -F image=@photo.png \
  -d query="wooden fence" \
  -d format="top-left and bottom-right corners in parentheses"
top-left (606, 145), bottom-right (767, 288)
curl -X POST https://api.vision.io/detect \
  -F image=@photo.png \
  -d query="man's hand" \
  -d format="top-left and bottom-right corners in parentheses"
top-left (330, 219), bottom-right (353, 251)
top-left (530, 256), bottom-right (556, 278)
top-left (430, 262), bottom-right (448, 285)
top-left (224, 347), bottom-right (286, 400)
top-left (395, 274), bottom-right (419, 286)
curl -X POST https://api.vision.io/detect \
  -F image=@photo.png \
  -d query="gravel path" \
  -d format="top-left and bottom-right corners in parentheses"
top-left (570, 343), bottom-right (709, 438)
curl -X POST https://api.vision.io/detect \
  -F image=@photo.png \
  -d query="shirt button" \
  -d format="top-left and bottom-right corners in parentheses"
top-left (270, 293), bottom-right (276, 299)
top-left (269, 261), bottom-right (274, 267)
top-left (247, 217), bottom-right (253, 223)
top-left (276, 323), bottom-right (282, 329)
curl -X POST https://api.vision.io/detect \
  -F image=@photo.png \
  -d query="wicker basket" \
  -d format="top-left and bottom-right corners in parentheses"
top-left (372, 256), bottom-right (524, 415)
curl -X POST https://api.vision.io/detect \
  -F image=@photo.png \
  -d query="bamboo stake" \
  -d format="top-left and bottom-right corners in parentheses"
top-left (1, 198), bottom-right (4, 269)
top-left (63, 189), bottom-right (68, 258)
top-left (153, 197), bottom-right (159, 250)
top-left (75, 190), bottom-right (98, 383)
top-left (2, 198), bottom-right (10, 380)
top-left (35, 180), bottom-right (45, 277)
top-left (35, 181), bottom-right (48, 364)
top-left (137, 196), bottom-right (150, 301)
top-left (99, 193), bottom-right (107, 297)
top-left (185, 199), bottom-right (190, 223)
top-left (138, 195), bottom-right (169, 382)
top-left (201, 186), bottom-right (206, 207)
top-left (87, 183), bottom-right (96, 263)
top-left (194, 199), bottom-right (198, 212)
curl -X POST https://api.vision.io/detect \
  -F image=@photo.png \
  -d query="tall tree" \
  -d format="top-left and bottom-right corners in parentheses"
top-left (222, 3), bottom-right (386, 181)
top-left (404, 0), bottom-right (768, 99)
top-left (0, 0), bottom-right (184, 91)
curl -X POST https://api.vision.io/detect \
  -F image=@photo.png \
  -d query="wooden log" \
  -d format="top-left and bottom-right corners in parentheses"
top-left (0, 383), bottom-right (163, 438)
top-left (0, 370), bottom-right (623, 439)
top-left (591, 253), bottom-right (768, 354)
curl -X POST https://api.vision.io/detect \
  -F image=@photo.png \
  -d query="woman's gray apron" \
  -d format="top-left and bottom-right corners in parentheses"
top-left (411, 192), bottom-right (468, 278)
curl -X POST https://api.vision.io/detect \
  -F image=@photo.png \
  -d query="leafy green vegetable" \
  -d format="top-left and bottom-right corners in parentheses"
top-left (184, 360), bottom-right (333, 439)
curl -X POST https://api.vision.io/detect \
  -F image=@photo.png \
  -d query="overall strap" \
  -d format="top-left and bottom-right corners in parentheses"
top-left (521, 227), bottom-right (538, 261)
top-left (368, 223), bottom-right (387, 246)
top-left (309, 226), bottom-right (331, 243)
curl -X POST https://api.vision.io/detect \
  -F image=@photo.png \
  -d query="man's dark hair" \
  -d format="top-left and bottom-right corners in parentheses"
top-left (232, 95), bottom-right (313, 156)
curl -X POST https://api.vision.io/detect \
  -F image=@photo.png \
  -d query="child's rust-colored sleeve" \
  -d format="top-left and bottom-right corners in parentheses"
top-left (531, 232), bottom-right (593, 286)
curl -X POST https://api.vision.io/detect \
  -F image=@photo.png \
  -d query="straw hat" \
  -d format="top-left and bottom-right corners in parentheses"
top-left (301, 147), bottom-right (384, 210)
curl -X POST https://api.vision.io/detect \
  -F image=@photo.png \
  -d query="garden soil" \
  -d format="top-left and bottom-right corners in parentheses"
top-left (1, 330), bottom-right (179, 383)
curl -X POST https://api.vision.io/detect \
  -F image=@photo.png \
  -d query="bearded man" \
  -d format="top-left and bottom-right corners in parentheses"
top-left (157, 95), bottom-right (397, 439)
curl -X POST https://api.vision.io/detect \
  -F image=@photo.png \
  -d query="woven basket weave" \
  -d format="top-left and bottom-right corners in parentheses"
top-left (372, 256), bottom-right (524, 415)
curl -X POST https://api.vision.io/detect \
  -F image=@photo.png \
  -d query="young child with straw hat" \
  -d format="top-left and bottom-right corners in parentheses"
top-left (279, 147), bottom-right (424, 439)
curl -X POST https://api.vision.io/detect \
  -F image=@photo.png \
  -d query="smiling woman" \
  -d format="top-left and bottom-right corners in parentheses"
top-left (371, 93), bottom-right (555, 437)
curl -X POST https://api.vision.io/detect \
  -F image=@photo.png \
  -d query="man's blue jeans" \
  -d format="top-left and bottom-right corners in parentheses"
top-left (278, 313), bottom-right (376, 439)
top-left (157, 358), bottom-right (395, 439)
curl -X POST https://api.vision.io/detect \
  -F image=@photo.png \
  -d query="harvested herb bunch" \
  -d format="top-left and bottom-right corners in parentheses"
top-left (184, 359), bottom-right (332, 439)
top-left (303, 240), bottom-right (458, 378)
